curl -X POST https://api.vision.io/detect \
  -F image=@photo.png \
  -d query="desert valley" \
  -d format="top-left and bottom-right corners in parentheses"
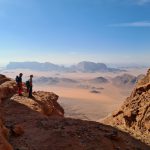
top-left (0, 61), bottom-right (148, 121)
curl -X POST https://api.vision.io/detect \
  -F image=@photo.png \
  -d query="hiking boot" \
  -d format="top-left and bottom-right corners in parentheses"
top-left (28, 95), bottom-right (34, 99)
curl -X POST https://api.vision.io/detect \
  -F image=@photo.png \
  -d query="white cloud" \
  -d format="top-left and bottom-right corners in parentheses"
top-left (135, 0), bottom-right (150, 5)
top-left (110, 21), bottom-right (150, 27)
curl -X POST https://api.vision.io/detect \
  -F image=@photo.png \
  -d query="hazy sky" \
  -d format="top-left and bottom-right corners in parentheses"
top-left (0, 0), bottom-right (150, 65)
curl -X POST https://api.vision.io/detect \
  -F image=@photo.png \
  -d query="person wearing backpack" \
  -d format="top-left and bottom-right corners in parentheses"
top-left (26, 80), bottom-right (30, 93)
top-left (16, 73), bottom-right (23, 96)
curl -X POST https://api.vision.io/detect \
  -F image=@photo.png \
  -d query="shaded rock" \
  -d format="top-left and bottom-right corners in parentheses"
top-left (0, 120), bottom-right (13, 150)
top-left (12, 124), bottom-right (24, 136)
top-left (0, 75), bottom-right (17, 103)
top-left (33, 91), bottom-right (64, 116)
top-left (0, 75), bottom-right (17, 150)
top-left (104, 130), bottom-right (119, 141)
top-left (104, 68), bottom-right (150, 145)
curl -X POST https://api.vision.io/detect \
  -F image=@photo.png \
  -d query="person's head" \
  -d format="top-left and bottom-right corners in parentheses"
top-left (30, 75), bottom-right (33, 78)
top-left (19, 73), bottom-right (23, 77)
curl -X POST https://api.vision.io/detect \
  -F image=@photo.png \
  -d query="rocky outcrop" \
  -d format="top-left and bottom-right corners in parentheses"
top-left (104, 69), bottom-right (150, 145)
top-left (0, 75), bottom-right (11, 85)
top-left (0, 75), bottom-right (17, 150)
top-left (10, 91), bottom-right (64, 117)
top-left (0, 119), bottom-right (13, 150)
top-left (0, 75), bottom-right (17, 104)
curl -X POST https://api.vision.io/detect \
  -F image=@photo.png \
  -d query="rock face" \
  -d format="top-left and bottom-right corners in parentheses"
top-left (104, 69), bottom-right (150, 145)
top-left (0, 119), bottom-right (13, 150)
top-left (0, 74), bottom-right (150, 150)
top-left (0, 75), bottom-right (17, 103)
top-left (0, 75), bottom-right (17, 150)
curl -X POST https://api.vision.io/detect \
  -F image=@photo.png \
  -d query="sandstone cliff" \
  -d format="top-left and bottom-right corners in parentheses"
top-left (0, 74), bottom-right (149, 150)
top-left (0, 75), bottom-right (17, 150)
top-left (0, 75), bottom-right (17, 103)
top-left (104, 69), bottom-right (150, 145)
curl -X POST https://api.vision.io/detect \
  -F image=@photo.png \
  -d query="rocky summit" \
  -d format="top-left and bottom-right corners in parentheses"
top-left (104, 69), bottom-right (150, 146)
top-left (0, 74), bottom-right (149, 150)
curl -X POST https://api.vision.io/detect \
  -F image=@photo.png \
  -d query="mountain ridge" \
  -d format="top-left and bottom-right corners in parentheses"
top-left (6, 61), bottom-right (125, 73)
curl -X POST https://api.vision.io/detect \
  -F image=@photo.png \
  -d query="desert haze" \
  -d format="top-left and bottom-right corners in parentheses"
top-left (0, 62), bottom-right (148, 121)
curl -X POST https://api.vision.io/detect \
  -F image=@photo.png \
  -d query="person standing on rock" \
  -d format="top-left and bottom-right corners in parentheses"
top-left (16, 73), bottom-right (23, 96)
top-left (28, 75), bottom-right (33, 98)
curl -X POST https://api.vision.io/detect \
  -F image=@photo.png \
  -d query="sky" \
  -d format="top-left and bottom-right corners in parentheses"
top-left (0, 0), bottom-right (150, 66)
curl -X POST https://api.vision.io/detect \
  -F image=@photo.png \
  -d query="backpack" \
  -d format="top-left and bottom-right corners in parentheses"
top-left (26, 80), bottom-right (30, 88)
top-left (15, 76), bottom-right (19, 83)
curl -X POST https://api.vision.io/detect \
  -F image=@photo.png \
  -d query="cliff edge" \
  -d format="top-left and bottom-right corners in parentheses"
top-left (104, 69), bottom-right (150, 145)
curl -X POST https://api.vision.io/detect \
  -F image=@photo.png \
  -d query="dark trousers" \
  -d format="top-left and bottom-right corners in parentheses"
top-left (18, 83), bottom-right (22, 95)
top-left (29, 86), bottom-right (32, 97)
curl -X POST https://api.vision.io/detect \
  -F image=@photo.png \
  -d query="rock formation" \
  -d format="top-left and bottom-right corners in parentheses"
top-left (112, 73), bottom-right (137, 88)
top-left (0, 75), bottom-right (17, 103)
top-left (104, 69), bottom-right (150, 145)
top-left (0, 74), bottom-right (149, 150)
top-left (0, 75), bottom-right (17, 150)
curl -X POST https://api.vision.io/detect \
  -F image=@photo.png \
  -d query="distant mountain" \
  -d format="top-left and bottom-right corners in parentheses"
top-left (72, 61), bottom-right (124, 72)
top-left (90, 77), bottom-right (109, 84)
top-left (112, 74), bottom-right (138, 87)
top-left (75, 61), bottom-right (108, 72)
top-left (6, 62), bottom-right (66, 71)
top-left (6, 61), bottom-right (125, 73)
top-left (34, 77), bottom-right (78, 85)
